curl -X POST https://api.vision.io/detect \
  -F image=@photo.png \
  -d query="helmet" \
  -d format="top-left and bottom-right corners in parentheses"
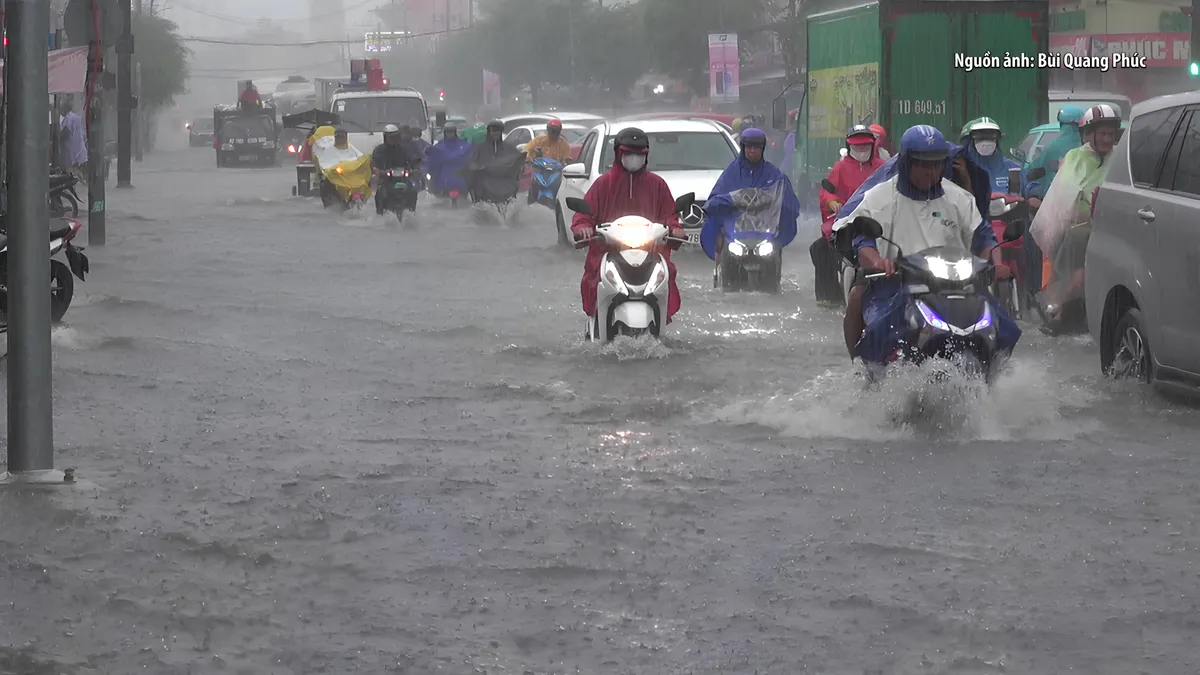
top-left (869, 124), bottom-right (886, 138)
top-left (899, 124), bottom-right (950, 161)
top-left (1056, 105), bottom-right (1086, 125)
top-left (960, 116), bottom-right (1001, 139)
top-left (382, 123), bottom-right (400, 134)
top-left (613, 126), bottom-right (650, 153)
top-left (547, 119), bottom-right (562, 130)
top-left (486, 119), bottom-right (504, 131)
top-left (740, 127), bottom-right (767, 147)
top-left (846, 124), bottom-right (875, 144)
top-left (1079, 104), bottom-right (1121, 130)
top-left (732, 118), bottom-right (743, 132)
top-left (443, 123), bottom-right (457, 134)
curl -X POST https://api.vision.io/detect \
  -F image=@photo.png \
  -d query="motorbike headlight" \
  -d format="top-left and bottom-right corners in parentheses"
top-left (287, 144), bottom-right (297, 153)
top-left (647, 262), bottom-right (668, 293)
top-left (925, 256), bottom-right (974, 281)
top-left (968, 303), bottom-right (994, 333)
top-left (755, 240), bottom-right (774, 256)
top-left (426, 174), bottom-right (432, 182)
top-left (915, 300), bottom-right (952, 332)
top-left (727, 240), bottom-right (747, 256)
top-left (602, 260), bottom-right (629, 295)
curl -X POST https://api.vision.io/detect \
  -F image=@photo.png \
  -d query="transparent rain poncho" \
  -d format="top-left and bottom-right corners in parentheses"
top-left (727, 182), bottom-right (787, 235)
top-left (1029, 143), bottom-right (1110, 306)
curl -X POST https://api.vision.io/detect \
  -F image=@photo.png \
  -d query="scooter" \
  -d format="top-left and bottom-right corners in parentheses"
top-left (376, 167), bottom-right (420, 225)
top-left (565, 193), bottom-right (695, 342)
top-left (987, 191), bottom-right (1029, 320)
top-left (529, 155), bottom-right (564, 208)
top-left (836, 215), bottom-right (1025, 383)
top-left (49, 169), bottom-right (82, 218)
top-left (0, 217), bottom-right (89, 330)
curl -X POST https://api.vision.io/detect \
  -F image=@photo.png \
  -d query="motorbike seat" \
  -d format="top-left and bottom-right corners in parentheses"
top-left (49, 225), bottom-right (72, 241)
top-left (50, 174), bottom-right (75, 189)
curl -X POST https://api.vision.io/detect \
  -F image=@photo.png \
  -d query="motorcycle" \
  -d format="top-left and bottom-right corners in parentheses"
top-left (49, 169), bottom-right (82, 218)
top-left (0, 217), bottom-right (89, 330)
top-left (835, 215), bottom-right (1025, 383)
top-left (376, 166), bottom-right (420, 224)
top-left (529, 155), bottom-right (564, 209)
top-left (566, 193), bottom-right (694, 342)
top-left (987, 191), bottom-right (1030, 319)
top-left (710, 184), bottom-right (788, 294)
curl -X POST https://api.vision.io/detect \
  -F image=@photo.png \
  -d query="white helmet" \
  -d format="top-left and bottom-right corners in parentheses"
top-left (1079, 104), bottom-right (1120, 130)
top-left (382, 123), bottom-right (400, 134)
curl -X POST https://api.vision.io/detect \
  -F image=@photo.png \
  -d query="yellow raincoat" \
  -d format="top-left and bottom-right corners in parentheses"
top-left (311, 126), bottom-right (373, 201)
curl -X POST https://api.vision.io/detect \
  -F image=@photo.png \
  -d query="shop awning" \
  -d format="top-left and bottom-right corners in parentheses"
top-left (0, 46), bottom-right (89, 97)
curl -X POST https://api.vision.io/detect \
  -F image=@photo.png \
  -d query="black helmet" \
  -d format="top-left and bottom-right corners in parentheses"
top-left (846, 124), bottom-right (874, 143)
top-left (443, 123), bottom-right (457, 134)
top-left (486, 119), bottom-right (504, 131)
top-left (613, 126), bottom-right (650, 152)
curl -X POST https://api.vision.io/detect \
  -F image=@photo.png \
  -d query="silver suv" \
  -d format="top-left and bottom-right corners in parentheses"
top-left (1086, 91), bottom-right (1200, 389)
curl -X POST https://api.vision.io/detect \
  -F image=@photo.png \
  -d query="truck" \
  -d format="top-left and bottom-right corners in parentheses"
top-left (794, 0), bottom-right (1049, 196)
top-left (313, 61), bottom-right (433, 154)
top-left (213, 102), bottom-right (279, 168)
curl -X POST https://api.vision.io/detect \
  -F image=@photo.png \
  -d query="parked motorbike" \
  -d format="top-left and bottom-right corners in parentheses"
top-left (836, 215), bottom-right (1025, 384)
top-left (0, 217), bottom-right (89, 330)
top-left (49, 169), bottom-right (82, 218)
top-left (566, 193), bottom-right (694, 342)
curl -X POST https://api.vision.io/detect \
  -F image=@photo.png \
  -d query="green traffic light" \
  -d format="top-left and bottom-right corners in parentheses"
top-left (1190, 62), bottom-right (1200, 76)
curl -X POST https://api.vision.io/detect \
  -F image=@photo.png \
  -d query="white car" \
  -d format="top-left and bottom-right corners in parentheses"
top-left (503, 123), bottom-right (590, 151)
top-left (498, 112), bottom-right (605, 134)
top-left (556, 118), bottom-right (738, 247)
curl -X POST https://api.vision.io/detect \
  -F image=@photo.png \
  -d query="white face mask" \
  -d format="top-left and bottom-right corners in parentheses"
top-left (974, 140), bottom-right (998, 156)
top-left (621, 153), bottom-right (646, 172)
top-left (849, 147), bottom-right (872, 162)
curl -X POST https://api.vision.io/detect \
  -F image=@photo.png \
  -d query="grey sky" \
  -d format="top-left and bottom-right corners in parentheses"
top-left (164, 0), bottom-right (375, 38)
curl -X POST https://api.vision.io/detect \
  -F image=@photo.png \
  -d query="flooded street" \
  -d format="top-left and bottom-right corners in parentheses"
top-left (2, 147), bottom-right (1199, 674)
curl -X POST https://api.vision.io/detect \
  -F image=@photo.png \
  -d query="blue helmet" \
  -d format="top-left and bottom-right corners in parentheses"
top-left (740, 127), bottom-right (767, 146)
top-left (899, 124), bottom-right (950, 162)
top-left (1057, 105), bottom-right (1086, 125)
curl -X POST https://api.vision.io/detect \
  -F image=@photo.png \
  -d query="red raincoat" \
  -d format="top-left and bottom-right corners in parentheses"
top-left (818, 152), bottom-right (885, 238)
top-left (570, 147), bottom-right (681, 319)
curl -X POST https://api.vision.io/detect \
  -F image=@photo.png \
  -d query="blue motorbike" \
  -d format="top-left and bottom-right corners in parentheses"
top-left (711, 187), bottom-right (785, 294)
top-left (529, 156), bottom-right (564, 208)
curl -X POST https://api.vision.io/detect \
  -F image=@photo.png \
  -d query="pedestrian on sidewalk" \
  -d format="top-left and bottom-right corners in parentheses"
top-left (57, 98), bottom-right (88, 180)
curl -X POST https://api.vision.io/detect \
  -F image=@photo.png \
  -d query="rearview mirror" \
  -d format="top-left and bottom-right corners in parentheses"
top-left (772, 97), bottom-right (787, 131)
top-left (848, 215), bottom-right (883, 239)
top-left (821, 178), bottom-right (837, 194)
top-left (565, 197), bottom-right (591, 215)
top-left (562, 162), bottom-right (587, 179)
top-left (673, 192), bottom-right (696, 214)
top-left (435, 110), bottom-right (447, 127)
top-left (517, 143), bottom-right (527, 153)
top-left (1002, 220), bottom-right (1027, 243)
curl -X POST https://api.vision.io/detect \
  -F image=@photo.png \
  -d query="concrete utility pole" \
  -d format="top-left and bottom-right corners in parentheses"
top-left (116, 0), bottom-right (133, 188)
top-left (2, 0), bottom-right (58, 482)
top-left (86, 43), bottom-right (106, 247)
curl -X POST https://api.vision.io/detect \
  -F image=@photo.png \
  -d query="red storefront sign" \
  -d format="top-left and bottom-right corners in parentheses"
top-left (1049, 32), bottom-right (1190, 67)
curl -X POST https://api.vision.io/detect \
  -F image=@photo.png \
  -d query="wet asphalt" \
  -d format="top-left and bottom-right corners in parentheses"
top-left (0, 144), bottom-right (1198, 675)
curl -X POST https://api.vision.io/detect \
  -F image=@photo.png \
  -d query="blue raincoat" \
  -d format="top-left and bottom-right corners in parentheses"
top-left (839, 140), bottom-right (1020, 364)
top-left (700, 151), bottom-right (800, 261)
top-left (1024, 120), bottom-right (1083, 199)
top-left (423, 138), bottom-right (473, 194)
top-left (962, 136), bottom-right (1023, 194)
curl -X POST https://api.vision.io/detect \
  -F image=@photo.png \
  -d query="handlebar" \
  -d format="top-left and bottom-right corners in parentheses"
top-left (572, 235), bottom-right (689, 250)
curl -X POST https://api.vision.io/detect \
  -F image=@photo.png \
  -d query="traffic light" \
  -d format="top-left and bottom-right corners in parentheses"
top-left (439, 91), bottom-right (446, 100)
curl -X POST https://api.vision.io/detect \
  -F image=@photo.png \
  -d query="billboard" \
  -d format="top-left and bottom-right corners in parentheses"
top-left (708, 32), bottom-right (740, 104)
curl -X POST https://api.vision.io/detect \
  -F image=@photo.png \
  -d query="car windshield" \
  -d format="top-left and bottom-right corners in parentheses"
top-left (600, 131), bottom-right (734, 171)
top-left (1028, 130), bottom-right (1060, 164)
top-left (561, 128), bottom-right (587, 144)
top-left (192, 118), bottom-right (214, 131)
top-left (219, 115), bottom-right (274, 141)
top-left (334, 97), bottom-right (427, 133)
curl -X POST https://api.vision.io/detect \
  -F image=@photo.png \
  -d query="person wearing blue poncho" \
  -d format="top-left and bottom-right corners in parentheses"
top-left (959, 117), bottom-right (1022, 194)
top-left (1024, 105), bottom-right (1084, 201)
top-left (700, 128), bottom-right (800, 261)
top-left (422, 123), bottom-right (474, 198)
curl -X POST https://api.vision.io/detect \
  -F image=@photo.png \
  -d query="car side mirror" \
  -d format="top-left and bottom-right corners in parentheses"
top-left (517, 143), bottom-right (527, 153)
top-left (562, 162), bottom-right (587, 179)
top-left (1010, 148), bottom-right (1027, 163)
top-left (673, 192), bottom-right (696, 214)
top-left (1002, 219), bottom-right (1027, 243)
top-left (435, 111), bottom-right (447, 127)
top-left (564, 197), bottom-right (591, 215)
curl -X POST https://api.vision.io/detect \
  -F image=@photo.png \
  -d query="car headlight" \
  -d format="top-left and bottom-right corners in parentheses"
top-left (755, 240), bottom-right (774, 256)
top-left (727, 240), bottom-right (747, 256)
top-left (287, 144), bottom-right (297, 153)
top-left (602, 260), bottom-right (629, 295)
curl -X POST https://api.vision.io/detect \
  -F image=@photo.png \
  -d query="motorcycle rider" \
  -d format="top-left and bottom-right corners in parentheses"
top-left (701, 127), bottom-right (800, 260)
top-left (1025, 106), bottom-right (1085, 208)
top-left (523, 119), bottom-right (574, 163)
top-left (1030, 104), bottom-right (1121, 330)
top-left (466, 119), bottom-right (524, 203)
top-left (960, 117), bottom-right (1023, 194)
top-left (371, 124), bottom-right (423, 214)
top-left (833, 125), bottom-right (1020, 361)
top-left (811, 125), bottom-right (886, 305)
top-left (571, 127), bottom-right (687, 324)
top-left (423, 123), bottom-right (474, 197)
top-left (870, 124), bottom-right (890, 160)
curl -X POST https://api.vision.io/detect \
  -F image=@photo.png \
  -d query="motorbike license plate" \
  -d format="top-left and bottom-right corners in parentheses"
top-left (686, 232), bottom-right (701, 244)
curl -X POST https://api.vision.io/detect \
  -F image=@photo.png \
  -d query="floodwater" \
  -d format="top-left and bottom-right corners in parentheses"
top-left (1, 146), bottom-right (1198, 675)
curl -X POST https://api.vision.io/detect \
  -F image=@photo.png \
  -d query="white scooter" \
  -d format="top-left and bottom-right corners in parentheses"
top-left (565, 194), bottom-right (694, 342)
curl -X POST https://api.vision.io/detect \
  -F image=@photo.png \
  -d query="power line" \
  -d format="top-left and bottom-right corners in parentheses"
top-left (171, 0), bottom-right (380, 25)
top-left (179, 25), bottom-right (473, 46)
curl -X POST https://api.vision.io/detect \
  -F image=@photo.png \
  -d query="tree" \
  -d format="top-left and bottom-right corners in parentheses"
top-left (133, 12), bottom-right (188, 111)
top-left (641, 0), bottom-right (774, 95)
top-left (574, 3), bottom-right (649, 98)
